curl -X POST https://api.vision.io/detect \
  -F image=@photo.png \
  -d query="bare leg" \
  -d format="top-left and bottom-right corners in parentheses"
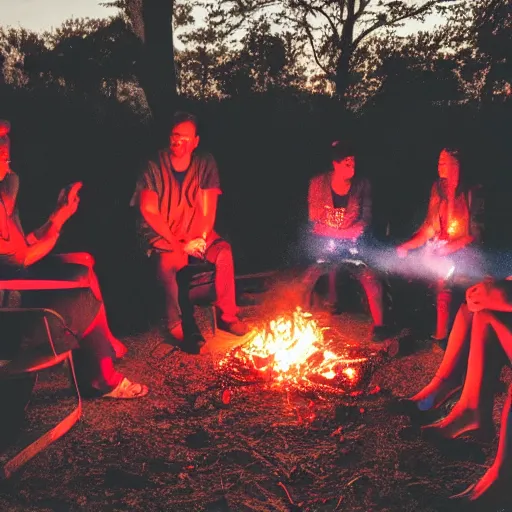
top-left (359, 268), bottom-right (384, 327)
top-left (410, 303), bottom-right (472, 410)
top-left (466, 386), bottom-right (512, 500)
top-left (434, 281), bottom-right (451, 340)
top-left (423, 310), bottom-right (511, 438)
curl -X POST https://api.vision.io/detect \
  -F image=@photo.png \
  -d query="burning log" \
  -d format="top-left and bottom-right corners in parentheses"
top-left (218, 308), bottom-right (378, 395)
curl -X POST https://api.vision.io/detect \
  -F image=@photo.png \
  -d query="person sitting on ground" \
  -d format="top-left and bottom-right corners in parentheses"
top-left (396, 147), bottom-right (484, 347)
top-left (0, 119), bottom-right (148, 399)
top-left (393, 277), bottom-right (512, 503)
top-left (307, 140), bottom-right (391, 342)
top-left (130, 111), bottom-right (248, 347)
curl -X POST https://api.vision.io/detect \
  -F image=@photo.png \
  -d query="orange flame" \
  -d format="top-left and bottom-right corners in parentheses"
top-left (220, 308), bottom-right (368, 389)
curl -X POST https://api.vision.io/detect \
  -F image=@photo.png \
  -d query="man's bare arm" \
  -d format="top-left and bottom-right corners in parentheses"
top-left (139, 190), bottom-right (183, 251)
top-left (198, 189), bottom-right (218, 239)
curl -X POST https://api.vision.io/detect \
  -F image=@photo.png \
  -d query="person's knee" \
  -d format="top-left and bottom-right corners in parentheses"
top-left (359, 269), bottom-right (382, 294)
top-left (79, 252), bottom-right (95, 267)
top-left (53, 252), bottom-right (95, 268)
top-left (156, 253), bottom-right (186, 275)
top-left (156, 263), bottom-right (178, 284)
top-left (459, 301), bottom-right (470, 315)
top-left (474, 310), bottom-right (495, 324)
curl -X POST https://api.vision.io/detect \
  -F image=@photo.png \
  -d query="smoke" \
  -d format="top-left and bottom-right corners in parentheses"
top-left (302, 233), bottom-right (502, 286)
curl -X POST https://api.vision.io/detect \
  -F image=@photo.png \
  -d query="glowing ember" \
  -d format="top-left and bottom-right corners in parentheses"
top-left (219, 308), bottom-right (368, 390)
top-left (447, 219), bottom-right (460, 237)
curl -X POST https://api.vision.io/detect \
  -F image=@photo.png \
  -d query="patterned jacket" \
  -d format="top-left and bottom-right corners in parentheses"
top-left (308, 172), bottom-right (372, 232)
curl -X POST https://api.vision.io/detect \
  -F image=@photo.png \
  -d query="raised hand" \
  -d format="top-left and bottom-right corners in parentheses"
top-left (53, 182), bottom-right (83, 227)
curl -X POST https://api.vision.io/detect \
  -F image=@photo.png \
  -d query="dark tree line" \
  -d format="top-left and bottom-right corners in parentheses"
top-left (1, 1), bottom-right (510, 113)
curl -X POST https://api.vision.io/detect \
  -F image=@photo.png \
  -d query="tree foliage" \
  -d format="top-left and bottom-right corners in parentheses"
top-left (0, 0), bottom-right (510, 109)
top-left (190, 0), bottom-right (459, 103)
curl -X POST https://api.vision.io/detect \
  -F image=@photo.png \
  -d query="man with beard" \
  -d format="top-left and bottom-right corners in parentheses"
top-left (131, 112), bottom-right (247, 347)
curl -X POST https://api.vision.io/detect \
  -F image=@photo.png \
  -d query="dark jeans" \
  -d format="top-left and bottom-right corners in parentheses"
top-left (154, 239), bottom-right (238, 331)
top-left (0, 253), bottom-right (121, 393)
top-left (307, 235), bottom-right (385, 326)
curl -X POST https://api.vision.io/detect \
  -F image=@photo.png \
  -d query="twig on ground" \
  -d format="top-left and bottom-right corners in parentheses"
top-left (278, 481), bottom-right (294, 504)
top-left (345, 475), bottom-right (363, 487)
top-left (334, 495), bottom-right (344, 510)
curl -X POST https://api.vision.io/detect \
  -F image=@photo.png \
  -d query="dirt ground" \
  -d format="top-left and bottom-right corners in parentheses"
top-left (0, 301), bottom-right (511, 512)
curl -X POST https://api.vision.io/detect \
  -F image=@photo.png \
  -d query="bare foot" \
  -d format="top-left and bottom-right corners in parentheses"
top-left (422, 407), bottom-right (482, 439)
top-left (452, 464), bottom-right (511, 502)
top-left (410, 377), bottom-right (461, 411)
top-left (470, 464), bottom-right (503, 500)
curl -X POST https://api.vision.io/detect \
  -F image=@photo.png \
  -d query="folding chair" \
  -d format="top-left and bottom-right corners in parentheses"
top-left (0, 281), bottom-right (84, 479)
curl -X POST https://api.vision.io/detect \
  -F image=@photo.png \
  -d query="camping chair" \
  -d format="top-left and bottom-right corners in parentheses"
top-left (0, 278), bottom-right (84, 479)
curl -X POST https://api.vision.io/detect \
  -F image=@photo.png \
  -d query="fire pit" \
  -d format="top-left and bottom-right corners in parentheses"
top-left (217, 308), bottom-right (381, 401)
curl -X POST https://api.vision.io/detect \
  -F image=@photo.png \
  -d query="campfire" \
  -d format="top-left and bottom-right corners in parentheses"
top-left (218, 308), bottom-right (373, 393)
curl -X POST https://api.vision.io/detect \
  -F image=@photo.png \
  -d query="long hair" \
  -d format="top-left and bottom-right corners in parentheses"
top-left (437, 147), bottom-right (468, 200)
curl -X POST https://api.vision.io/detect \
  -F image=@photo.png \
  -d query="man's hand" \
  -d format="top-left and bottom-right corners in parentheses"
top-left (184, 238), bottom-right (206, 258)
top-left (52, 182), bottom-right (82, 228)
top-left (466, 278), bottom-right (506, 312)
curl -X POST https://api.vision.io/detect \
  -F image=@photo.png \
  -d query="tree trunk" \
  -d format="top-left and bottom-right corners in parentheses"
top-left (127, 0), bottom-right (177, 142)
top-left (334, 1), bottom-right (356, 108)
top-left (334, 47), bottom-right (353, 108)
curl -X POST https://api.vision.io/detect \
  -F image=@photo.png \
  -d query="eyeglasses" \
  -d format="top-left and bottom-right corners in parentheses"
top-left (170, 134), bottom-right (193, 143)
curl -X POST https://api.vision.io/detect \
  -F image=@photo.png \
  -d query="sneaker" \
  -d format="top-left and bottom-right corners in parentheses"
top-left (218, 318), bottom-right (249, 336)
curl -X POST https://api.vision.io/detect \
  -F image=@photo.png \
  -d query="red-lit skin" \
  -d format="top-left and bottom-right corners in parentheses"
top-left (0, 137), bottom-right (82, 266)
top-left (397, 149), bottom-right (473, 257)
top-left (409, 279), bottom-right (512, 501)
top-left (139, 120), bottom-right (217, 257)
top-left (312, 156), bottom-right (364, 240)
top-left (0, 143), bottom-right (9, 181)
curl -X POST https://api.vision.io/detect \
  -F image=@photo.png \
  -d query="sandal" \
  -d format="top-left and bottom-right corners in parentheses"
top-left (102, 377), bottom-right (149, 399)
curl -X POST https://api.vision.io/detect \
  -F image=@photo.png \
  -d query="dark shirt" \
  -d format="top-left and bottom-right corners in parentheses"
top-left (331, 189), bottom-right (349, 209)
top-left (172, 168), bottom-right (188, 189)
top-left (130, 150), bottom-right (222, 251)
